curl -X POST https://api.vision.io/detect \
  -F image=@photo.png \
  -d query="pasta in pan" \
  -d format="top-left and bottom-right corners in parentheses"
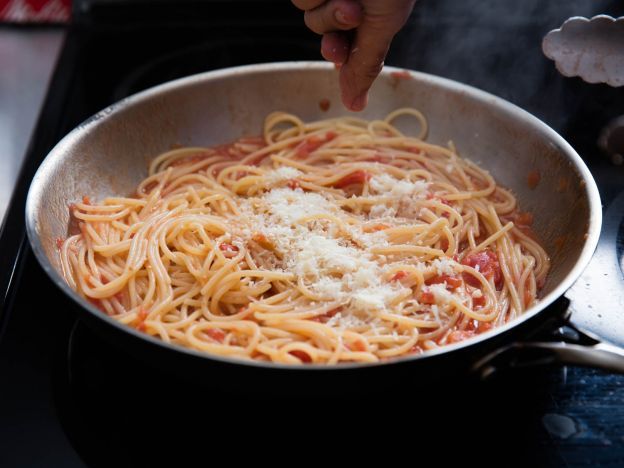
top-left (60, 109), bottom-right (549, 364)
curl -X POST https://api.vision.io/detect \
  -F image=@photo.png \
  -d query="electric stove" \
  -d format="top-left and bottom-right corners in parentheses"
top-left (2, 1), bottom-right (624, 466)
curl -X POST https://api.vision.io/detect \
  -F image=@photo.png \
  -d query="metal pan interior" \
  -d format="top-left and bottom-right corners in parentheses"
top-left (25, 62), bottom-right (602, 370)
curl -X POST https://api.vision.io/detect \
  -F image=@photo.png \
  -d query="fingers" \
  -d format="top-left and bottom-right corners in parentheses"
top-left (339, 2), bottom-right (415, 111)
top-left (338, 21), bottom-right (394, 111)
top-left (295, 0), bottom-right (417, 111)
top-left (291, 0), bottom-right (325, 10)
top-left (303, 0), bottom-right (363, 35)
top-left (321, 32), bottom-right (351, 65)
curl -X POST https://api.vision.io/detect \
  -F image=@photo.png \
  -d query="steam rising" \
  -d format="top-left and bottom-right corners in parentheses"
top-left (387, 0), bottom-right (622, 132)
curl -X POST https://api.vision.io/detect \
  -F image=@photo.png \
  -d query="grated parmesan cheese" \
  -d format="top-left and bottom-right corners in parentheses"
top-left (369, 204), bottom-right (397, 219)
top-left (429, 284), bottom-right (457, 304)
top-left (226, 173), bottom-right (444, 320)
top-left (471, 289), bottom-right (483, 298)
top-left (431, 258), bottom-right (456, 276)
top-left (263, 188), bottom-right (334, 225)
top-left (350, 284), bottom-right (398, 313)
top-left (264, 167), bottom-right (302, 185)
top-left (369, 173), bottom-right (429, 198)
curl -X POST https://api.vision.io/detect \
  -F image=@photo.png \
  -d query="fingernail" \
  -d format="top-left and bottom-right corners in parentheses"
top-left (334, 9), bottom-right (348, 25)
top-left (350, 93), bottom-right (368, 112)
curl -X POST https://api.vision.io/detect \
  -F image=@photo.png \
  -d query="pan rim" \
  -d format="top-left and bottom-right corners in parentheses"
top-left (25, 61), bottom-right (603, 371)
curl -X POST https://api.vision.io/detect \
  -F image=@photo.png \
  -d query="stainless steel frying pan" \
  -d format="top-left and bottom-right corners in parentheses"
top-left (24, 62), bottom-right (619, 390)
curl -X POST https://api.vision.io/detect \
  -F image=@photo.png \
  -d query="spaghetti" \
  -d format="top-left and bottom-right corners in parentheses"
top-left (60, 109), bottom-right (550, 365)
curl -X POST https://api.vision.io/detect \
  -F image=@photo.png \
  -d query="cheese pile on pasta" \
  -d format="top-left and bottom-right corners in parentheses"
top-left (60, 109), bottom-right (549, 364)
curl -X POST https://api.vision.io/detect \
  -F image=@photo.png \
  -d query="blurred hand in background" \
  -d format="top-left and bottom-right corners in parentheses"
top-left (292, 0), bottom-right (417, 111)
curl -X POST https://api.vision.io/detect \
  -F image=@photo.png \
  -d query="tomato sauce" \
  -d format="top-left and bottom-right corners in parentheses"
top-left (527, 169), bottom-right (541, 189)
top-left (461, 250), bottom-right (503, 290)
top-left (332, 170), bottom-right (370, 188)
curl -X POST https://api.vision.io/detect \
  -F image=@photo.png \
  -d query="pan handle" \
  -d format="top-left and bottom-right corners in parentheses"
top-left (473, 339), bottom-right (624, 380)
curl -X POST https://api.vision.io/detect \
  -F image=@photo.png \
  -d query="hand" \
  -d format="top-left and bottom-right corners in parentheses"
top-left (292, 0), bottom-right (417, 111)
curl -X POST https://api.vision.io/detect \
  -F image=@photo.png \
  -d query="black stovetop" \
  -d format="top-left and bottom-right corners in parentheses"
top-left (2, 1), bottom-right (624, 466)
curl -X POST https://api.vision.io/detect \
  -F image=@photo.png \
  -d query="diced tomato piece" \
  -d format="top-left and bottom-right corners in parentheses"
top-left (295, 135), bottom-right (326, 158)
top-left (364, 223), bottom-right (390, 233)
top-left (408, 345), bottom-right (423, 354)
top-left (472, 294), bottom-right (486, 308)
top-left (204, 328), bottom-right (226, 343)
top-left (325, 131), bottom-right (338, 141)
top-left (345, 341), bottom-right (366, 352)
top-left (419, 290), bottom-right (436, 304)
top-left (206, 328), bottom-right (226, 341)
top-left (56, 238), bottom-right (64, 249)
top-left (461, 250), bottom-right (503, 290)
top-left (332, 170), bottom-right (370, 189)
top-left (527, 170), bottom-right (541, 189)
top-left (515, 211), bottom-right (534, 226)
top-left (82, 196), bottom-right (91, 205)
top-left (425, 274), bottom-right (462, 290)
top-left (287, 179), bottom-right (300, 190)
top-left (136, 308), bottom-right (149, 332)
top-left (465, 319), bottom-right (491, 333)
top-left (252, 233), bottom-right (275, 250)
top-left (289, 350), bottom-right (312, 363)
top-left (312, 307), bottom-right (342, 323)
top-left (391, 70), bottom-right (412, 80)
top-left (219, 243), bottom-right (239, 258)
top-left (447, 330), bottom-right (475, 344)
top-left (391, 271), bottom-right (409, 282)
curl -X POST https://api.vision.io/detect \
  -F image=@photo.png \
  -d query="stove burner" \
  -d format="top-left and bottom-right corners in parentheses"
top-left (55, 317), bottom-right (560, 466)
